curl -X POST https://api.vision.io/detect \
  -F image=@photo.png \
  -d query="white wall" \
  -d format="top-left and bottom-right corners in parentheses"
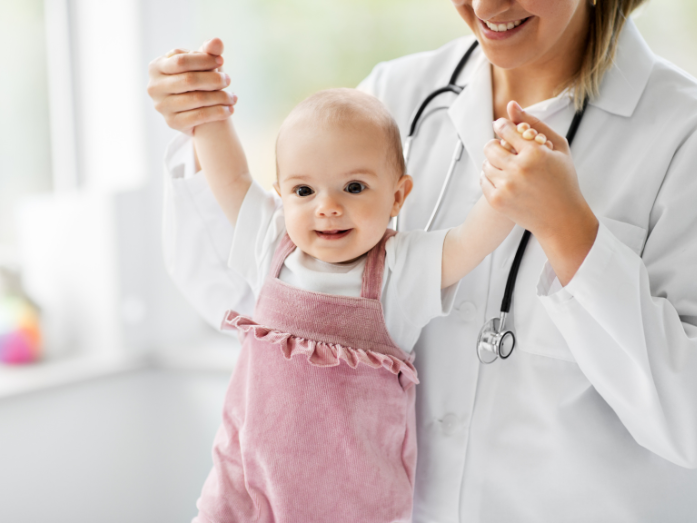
top-left (0, 370), bottom-right (229, 523)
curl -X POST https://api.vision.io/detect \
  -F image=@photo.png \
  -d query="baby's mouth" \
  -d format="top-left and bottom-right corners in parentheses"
top-left (315, 229), bottom-right (352, 240)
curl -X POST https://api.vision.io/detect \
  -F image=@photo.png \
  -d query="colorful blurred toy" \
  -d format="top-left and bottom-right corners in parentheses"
top-left (0, 267), bottom-right (42, 364)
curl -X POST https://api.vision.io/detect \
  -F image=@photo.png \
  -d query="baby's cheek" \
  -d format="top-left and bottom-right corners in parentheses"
top-left (282, 208), bottom-right (309, 248)
top-left (357, 200), bottom-right (392, 241)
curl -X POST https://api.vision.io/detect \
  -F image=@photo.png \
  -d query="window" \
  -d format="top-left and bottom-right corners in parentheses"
top-left (192, 0), bottom-right (471, 189)
top-left (2, 0), bottom-right (696, 396)
top-left (0, 0), bottom-right (52, 251)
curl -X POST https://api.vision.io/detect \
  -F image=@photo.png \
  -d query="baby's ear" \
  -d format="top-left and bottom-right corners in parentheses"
top-left (391, 174), bottom-right (413, 217)
top-left (273, 182), bottom-right (281, 197)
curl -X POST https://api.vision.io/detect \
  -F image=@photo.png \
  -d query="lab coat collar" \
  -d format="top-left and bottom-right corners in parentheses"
top-left (589, 19), bottom-right (655, 117)
top-left (447, 19), bottom-right (654, 165)
top-left (447, 49), bottom-right (494, 173)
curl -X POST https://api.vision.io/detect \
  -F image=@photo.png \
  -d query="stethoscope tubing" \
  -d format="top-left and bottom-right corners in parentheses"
top-left (399, 39), bottom-right (588, 363)
top-left (499, 100), bottom-right (588, 315)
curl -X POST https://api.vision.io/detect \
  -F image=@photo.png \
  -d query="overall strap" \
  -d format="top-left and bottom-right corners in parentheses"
top-left (361, 229), bottom-right (397, 301)
top-left (268, 233), bottom-right (297, 279)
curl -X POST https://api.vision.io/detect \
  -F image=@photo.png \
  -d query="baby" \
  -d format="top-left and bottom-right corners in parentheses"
top-left (191, 87), bottom-right (513, 522)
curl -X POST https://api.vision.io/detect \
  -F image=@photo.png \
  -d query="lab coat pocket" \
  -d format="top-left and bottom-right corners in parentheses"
top-left (597, 216), bottom-right (648, 256)
top-left (512, 218), bottom-right (647, 363)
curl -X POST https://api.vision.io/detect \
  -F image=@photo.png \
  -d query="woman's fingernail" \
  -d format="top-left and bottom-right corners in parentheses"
top-left (223, 73), bottom-right (230, 85)
top-left (215, 56), bottom-right (223, 65)
top-left (494, 118), bottom-right (506, 130)
top-left (230, 93), bottom-right (238, 104)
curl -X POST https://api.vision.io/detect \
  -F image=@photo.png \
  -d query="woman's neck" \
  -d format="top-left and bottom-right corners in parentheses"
top-left (491, 13), bottom-right (589, 119)
top-left (491, 66), bottom-right (564, 119)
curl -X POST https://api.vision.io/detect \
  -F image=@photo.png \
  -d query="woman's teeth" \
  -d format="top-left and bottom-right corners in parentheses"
top-left (485, 19), bottom-right (524, 32)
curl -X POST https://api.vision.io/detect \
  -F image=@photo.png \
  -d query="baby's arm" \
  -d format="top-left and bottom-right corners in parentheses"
top-left (441, 196), bottom-right (514, 288)
top-left (193, 116), bottom-right (252, 227)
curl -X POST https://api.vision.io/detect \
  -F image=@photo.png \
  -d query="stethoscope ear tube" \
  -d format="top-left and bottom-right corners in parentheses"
top-left (399, 38), bottom-right (588, 365)
top-left (396, 41), bottom-right (480, 235)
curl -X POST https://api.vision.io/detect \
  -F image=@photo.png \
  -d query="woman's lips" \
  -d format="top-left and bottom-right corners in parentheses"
top-left (315, 229), bottom-right (352, 240)
top-left (479, 16), bottom-right (531, 40)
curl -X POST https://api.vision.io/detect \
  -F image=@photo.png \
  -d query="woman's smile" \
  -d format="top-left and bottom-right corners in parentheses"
top-left (478, 16), bottom-right (532, 40)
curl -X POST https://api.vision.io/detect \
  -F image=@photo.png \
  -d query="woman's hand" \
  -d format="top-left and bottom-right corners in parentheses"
top-left (147, 38), bottom-right (237, 135)
top-left (481, 101), bottom-right (599, 286)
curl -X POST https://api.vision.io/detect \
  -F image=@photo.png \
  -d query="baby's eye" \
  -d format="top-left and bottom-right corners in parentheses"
top-left (294, 186), bottom-right (314, 197)
top-left (345, 182), bottom-right (366, 194)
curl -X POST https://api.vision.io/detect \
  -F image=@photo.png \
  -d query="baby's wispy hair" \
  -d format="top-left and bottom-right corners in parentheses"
top-left (276, 88), bottom-right (406, 179)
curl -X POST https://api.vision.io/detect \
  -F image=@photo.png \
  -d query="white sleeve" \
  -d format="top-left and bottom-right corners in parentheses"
top-left (227, 180), bottom-right (285, 296)
top-left (382, 229), bottom-right (459, 351)
top-left (162, 134), bottom-right (255, 329)
top-left (356, 61), bottom-right (387, 97)
top-left (536, 129), bottom-right (697, 469)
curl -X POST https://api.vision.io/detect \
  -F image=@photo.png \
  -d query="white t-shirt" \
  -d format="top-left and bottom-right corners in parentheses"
top-left (228, 181), bottom-right (458, 353)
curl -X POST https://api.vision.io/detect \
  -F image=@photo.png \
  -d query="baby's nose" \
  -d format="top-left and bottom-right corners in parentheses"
top-left (316, 195), bottom-right (343, 216)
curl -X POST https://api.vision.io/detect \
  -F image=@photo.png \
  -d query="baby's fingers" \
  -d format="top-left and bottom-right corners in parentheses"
top-left (507, 102), bottom-right (567, 153)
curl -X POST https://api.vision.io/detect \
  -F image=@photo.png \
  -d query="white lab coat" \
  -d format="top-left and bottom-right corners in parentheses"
top-left (162, 20), bottom-right (697, 523)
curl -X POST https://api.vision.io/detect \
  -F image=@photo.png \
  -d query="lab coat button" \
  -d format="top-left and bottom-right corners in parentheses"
top-left (456, 301), bottom-right (477, 322)
top-left (441, 413), bottom-right (460, 436)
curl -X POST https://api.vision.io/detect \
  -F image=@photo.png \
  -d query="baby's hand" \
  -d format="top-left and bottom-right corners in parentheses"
top-left (147, 38), bottom-right (237, 135)
top-left (499, 121), bottom-right (554, 154)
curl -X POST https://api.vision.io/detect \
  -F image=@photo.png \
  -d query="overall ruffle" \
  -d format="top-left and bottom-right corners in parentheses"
top-left (222, 311), bottom-right (419, 386)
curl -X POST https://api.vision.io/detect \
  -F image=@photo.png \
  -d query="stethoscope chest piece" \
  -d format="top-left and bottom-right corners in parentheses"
top-left (476, 313), bottom-right (516, 364)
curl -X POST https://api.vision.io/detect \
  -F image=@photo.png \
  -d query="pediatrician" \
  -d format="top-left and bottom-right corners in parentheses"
top-left (147, 0), bottom-right (697, 521)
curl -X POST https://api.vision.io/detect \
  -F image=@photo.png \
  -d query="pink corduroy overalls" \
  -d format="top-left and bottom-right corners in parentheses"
top-left (194, 230), bottom-right (419, 523)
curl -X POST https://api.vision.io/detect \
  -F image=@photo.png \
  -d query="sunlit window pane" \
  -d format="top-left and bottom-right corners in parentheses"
top-left (192, 0), bottom-right (471, 187)
top-left (191, 0), bottom-right (697, 190)
top-left (0, 0), bottom-right (52, 249)
top-left (634, 0), bottom-right (697, 78)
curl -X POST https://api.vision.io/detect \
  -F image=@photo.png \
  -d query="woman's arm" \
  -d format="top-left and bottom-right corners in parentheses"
top-left (441, 196), bottom-right (514, 288)
top-left (536, 127), bottom-right (697, 467)
top-left (485, 102), bottom-right (697, 468)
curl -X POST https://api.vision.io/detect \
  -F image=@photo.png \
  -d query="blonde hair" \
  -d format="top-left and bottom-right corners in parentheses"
top-left (566, 0), bottom-right (650, 110)
top-left (276, 88), bottom-right (406, 178)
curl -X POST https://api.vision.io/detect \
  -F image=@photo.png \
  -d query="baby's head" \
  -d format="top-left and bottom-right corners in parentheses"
top-left (274, 88), bottom-right (413, 264)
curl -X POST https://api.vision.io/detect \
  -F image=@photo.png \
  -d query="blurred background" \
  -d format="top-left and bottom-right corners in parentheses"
top-left (0, 0), bottom-right (695, 521)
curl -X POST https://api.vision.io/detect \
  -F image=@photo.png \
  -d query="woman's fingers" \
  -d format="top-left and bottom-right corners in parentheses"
top-left (159, 51), bottom-right (223, 75)
top-left (481, 158), bottom-right (508, 188)
top-left (161, 70), bottom-right (231, 95)
top-left (484, 138), bottom-right (517, 169)
top-left (157, 90), bottom-right (237, 115)
top-left (199, 37), bottom-right (224, 56)
top-left (493, 118), bottom-right (532, 154)
top-left (167, 104), bottom-right (234, 131)
top-left (147, 38), bottom-right (232, 132)
top-left (480, 160), bottom-right (512, 212)
top-left (507, 101), bottom-right (568, 153)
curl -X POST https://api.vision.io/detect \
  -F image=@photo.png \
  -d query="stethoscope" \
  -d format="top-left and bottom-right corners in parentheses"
top-left (395, 39), bottom-right (588, 364)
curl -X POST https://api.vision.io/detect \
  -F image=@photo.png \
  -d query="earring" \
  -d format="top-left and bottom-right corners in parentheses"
top-left (593, 0), bottom-right (597, 5)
